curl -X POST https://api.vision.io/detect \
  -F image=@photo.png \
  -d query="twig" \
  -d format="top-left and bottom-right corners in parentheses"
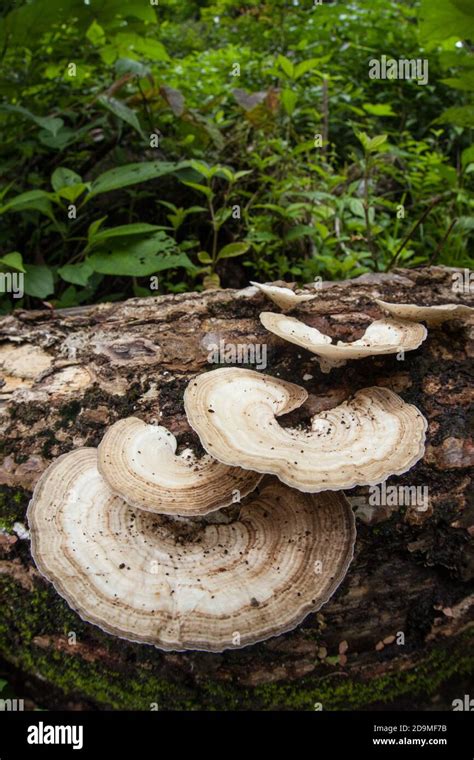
top-left (321, 78), bottom-right (329, 157)
top-left (428, 218), bottom-right (458, 265)
top-left (387, 195), bottom-right (443, 270)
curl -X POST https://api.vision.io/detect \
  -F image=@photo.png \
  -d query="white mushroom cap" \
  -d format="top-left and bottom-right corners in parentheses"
top-left (250, 282), bottom-right (316, 311)
top-left (28, 449), bottom-right (356, 652)
top-left (184, 368), bottom-right (427, 492)
top-left (260, 312), bottom-right (427, 372)
top-left (375, 299), bottom-right (474, 326)
top-left (97, 417), bottom-right (262, 516)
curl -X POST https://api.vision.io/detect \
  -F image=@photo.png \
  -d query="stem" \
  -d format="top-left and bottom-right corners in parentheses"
top-left (428, 218), bottom-right (458, 266)
top-left (363, 152), bottom-right (378, 268)
top-left (322, 77), bottom-right (329, 158)
top-left (137, 79), bottom-right (155, 136)
top-left (209, 197), bottom-right (218, 273)
top-left (387, 195), bottom-right (443, 270)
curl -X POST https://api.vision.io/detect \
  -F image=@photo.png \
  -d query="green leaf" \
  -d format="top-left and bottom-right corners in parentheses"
top-left (285, 225), bottom-right (316, 241)
top-left (38, 126), bottom-right (81, 150)
top-left (362, 103), bottom-right (395, 116)
top-left (87, 233), bottom-right (194, 276)
top-left (356, 131), bottom-right (388, 153)
top-left (98, 95), bottom-right (145, 138)
top-left (188, 160), bottom-right (214, 180)
top-left (58, 262), bottom-right (93, 287)
top-left (0, 104), bottom-right (63, 136)
top-left (88, 217), bottom-right (108, 239)
top-left (420, 0), bottom-right (474, 42)
top-left (0, 190), bottom-right (54, 219)
top-left (86, 19), bottom-right (106, 46)
top-left (51, 168), bottom-right (87, 202)
top-left (441, 71), bottom-right (474, 92)
top-left (89, 223), bottom-right (161, 245)
top-left (461, 146), bottom-right (474, 168)
top-left (87, 162), bottom-right (181, 199)
top-left (348, 198), bottom-right (366, 218)
top-left (217, 242), bottom-right (250, 260)
top-left (51, 167), bottom-right (82, 192)
top-left (437, 105), bottom-right (474, 127)
top-left (233, 170), bottom-right (253, 181)
top-left (114, 32), bottom-right (169, 62)
top-left (294, 58), bottom-right (323, 79)
top-left (281, 89), bottom-right (298, 116)
top-left (115, 58), bottom-right (151, 78)
top-left (277, 55), bottom-right (295, 78)
top-left (0, 679), bottom-right (6, 691)
top-left (0, 252), bottom-right (26, 273)
top-left (197, 251), bottom-right (213, 264)
top-left (180, 180), bottom-right (213, 200)
top-left (24, 265), bottom-right (54, 299)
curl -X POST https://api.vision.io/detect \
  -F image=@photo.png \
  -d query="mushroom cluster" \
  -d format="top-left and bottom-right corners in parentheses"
top-left (29, 285), bottom-right (440, 653)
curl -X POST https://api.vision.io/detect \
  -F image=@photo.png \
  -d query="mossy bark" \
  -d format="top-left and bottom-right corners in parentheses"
top-left (0, 266), bottom-right (473, 710)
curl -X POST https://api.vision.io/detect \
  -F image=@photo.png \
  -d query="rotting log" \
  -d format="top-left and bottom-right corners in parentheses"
top-left (0, 265), bottom-right (473, 711)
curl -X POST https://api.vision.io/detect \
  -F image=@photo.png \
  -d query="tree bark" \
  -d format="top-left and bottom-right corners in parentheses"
top-left (0, 266), bottom-right (473, 710)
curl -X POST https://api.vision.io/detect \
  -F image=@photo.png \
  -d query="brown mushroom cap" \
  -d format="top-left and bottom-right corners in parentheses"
top-left (375, 299), bottom-right (474, 326)
top-left (98, 417), bottom-right (262, 516)
top-left (260, 312), bottom-right (427, 372)
top-left (250, 282), bottom-right (316, 311)
top-left (28, 449), bottom-right (356, 652)
top-left (184, 368), bottom-right (427, 492)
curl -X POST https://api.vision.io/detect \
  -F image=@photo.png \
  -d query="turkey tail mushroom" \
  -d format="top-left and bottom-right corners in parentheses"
top-left (27, 449), bottom-right (356, 652)
top-left (375, 299), bottom-right (474, 326)
top-left (98, 417), bottom-right (262, 516)
top-left (184, 368), bottom-right (427, 493)
top-left (260, 312), bottom-right (427, 373)
top-left (250, 282), bottom-right (317, 311)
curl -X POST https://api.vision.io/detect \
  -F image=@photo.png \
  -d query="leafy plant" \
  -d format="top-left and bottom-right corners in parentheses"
top-left (0, 0), bottom-right (472, 313)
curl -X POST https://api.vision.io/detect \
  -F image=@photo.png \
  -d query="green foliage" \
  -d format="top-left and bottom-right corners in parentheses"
top-left (0, 0), bottom-right (472, 311)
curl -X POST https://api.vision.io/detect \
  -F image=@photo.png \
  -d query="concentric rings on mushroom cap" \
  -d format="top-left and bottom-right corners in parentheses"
top-left (98, 417), bottom-right (262, 516)
top-left (184, 367), bottom-right (428, 493)
top-left (27, 448), bottom-right (356, 652)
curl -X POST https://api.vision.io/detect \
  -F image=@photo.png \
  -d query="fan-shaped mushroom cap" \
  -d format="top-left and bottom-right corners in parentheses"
top-left (375, 299), bottom-right (474, 326)
top-left (97, 417), bottom-right (262, 516)
top-left (250, 282), bottom-right (316, 311)
top-left (260, 312), bottom-right (427, 372)
top-left (184, 368), bottom-right (427, 492)
top-left (28, 449), bottom-right (356, 651)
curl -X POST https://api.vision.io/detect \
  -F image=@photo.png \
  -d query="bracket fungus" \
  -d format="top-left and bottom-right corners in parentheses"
top-left (260, 311), bottom-right (427, 372)
top-left (375, 299), bottom-right (474, 326)
top-left (184, 368), bottom-right (427, 493)
top-left (28, 449), bottom-right (356, 651)
top-left (250, 281), bottom-right (317, 311)
top-left (98, 416), bottom-right (262, 516)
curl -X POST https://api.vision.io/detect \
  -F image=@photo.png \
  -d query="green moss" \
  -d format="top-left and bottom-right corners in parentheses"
top-left (251, 640), bottom-right (474, 710)
top-left (0, 486), bottom-right (28, 532)
top-left (0, 575), bottom-right (473, 711)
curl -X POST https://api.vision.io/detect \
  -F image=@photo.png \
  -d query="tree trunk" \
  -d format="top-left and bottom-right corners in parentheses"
top-left (0, 266), bottom-right (473, 711)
